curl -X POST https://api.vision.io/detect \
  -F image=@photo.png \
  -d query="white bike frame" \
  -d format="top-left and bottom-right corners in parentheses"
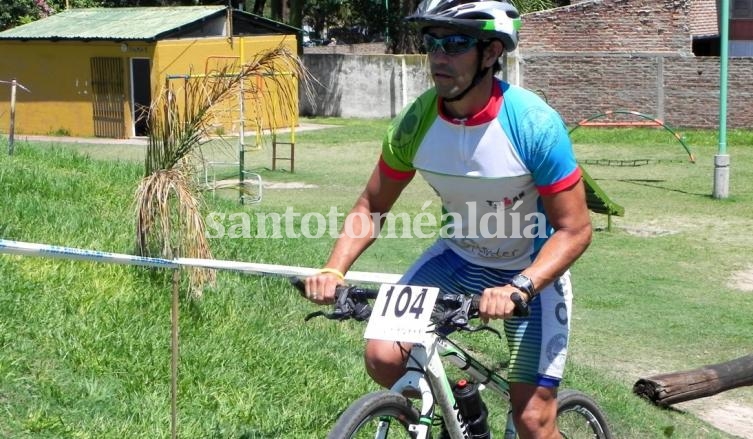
top-left (382, 329), bottom-right (519, 439)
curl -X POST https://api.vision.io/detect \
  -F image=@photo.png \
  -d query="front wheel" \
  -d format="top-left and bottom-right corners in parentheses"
top-left (556, 389), bottom-right (613, 439)
top-left (327, 391), bottom-right (420, 439)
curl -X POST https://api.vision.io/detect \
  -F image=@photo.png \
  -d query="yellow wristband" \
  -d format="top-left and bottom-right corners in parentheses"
top-left (319, 267), bottom-right (345, 280)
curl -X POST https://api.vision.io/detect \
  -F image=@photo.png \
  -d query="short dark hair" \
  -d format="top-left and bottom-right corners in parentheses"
top-left (478, 40), bottom-right (503, 74)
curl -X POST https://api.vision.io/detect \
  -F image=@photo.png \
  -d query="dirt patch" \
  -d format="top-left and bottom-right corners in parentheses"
top-left (676, 396), bottom-right (753, 439)
top-left (728, 266), bottom-right (753, 292)
top-left (621, 225), bottom-right (680, 237)
top-left (263, 181), bottom-right (318, 189)
top-left (210, 179), bottom-right (318, 189)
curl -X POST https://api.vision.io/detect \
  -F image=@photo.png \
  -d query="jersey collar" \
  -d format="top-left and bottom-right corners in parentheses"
top-left (437, 80), bottom-right (503, 126)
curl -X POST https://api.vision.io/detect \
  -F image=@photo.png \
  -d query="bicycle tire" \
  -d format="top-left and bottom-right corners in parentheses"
top-left (327, 391), bottom-right (421, 439)
top-left (556, 389), bottom-right (613, 439)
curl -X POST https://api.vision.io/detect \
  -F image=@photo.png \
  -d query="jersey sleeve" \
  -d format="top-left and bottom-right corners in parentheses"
top-left (517, 105), bottom-right (581, 196)
top-left (380, 89), bottom-right (438, 179)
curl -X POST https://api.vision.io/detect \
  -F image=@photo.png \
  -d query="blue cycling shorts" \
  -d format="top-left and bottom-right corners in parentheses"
top-left (400, 240), bottom-right (572, 387)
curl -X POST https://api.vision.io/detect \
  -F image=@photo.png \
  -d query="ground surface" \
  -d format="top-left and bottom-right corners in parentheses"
top-left (14, 127), bottom-right (753, 439)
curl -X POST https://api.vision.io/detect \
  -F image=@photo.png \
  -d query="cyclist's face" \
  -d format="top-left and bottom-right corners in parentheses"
top-left (424, 27), bottom-right (479, 100)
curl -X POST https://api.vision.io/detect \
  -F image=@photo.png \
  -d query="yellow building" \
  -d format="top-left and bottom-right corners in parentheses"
top-left (0, 6), bottom-right (300, 139)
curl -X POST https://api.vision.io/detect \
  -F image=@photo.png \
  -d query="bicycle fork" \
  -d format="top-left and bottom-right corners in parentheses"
top-left (388, 344), bottom-right (465, 439)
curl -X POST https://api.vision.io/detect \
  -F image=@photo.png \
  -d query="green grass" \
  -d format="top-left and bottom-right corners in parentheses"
top-left (1, 123), bottom-right (751, 438)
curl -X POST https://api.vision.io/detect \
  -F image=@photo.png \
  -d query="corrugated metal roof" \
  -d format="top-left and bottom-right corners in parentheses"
top-left (0, 6), bottom-right (226, 41)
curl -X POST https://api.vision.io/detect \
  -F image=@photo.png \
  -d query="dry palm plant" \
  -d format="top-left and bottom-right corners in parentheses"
top-left (135, 44), bottom-right (312, 297)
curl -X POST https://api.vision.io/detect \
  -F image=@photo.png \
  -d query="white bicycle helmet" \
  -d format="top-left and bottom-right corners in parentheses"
top-left (406, 0), bottom-right (521, 51)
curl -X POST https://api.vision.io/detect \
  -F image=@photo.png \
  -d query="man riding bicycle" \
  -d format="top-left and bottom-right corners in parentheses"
top-left (305, 1), bottom-right (592, 437)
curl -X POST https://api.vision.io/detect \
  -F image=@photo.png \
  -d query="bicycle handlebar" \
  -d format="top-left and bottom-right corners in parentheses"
top-left (290, 277), bottom-right (530, 327)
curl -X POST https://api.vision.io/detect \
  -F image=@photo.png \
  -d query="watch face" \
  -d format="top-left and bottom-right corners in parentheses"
top-left (512, 275), bottom-right (533, 294)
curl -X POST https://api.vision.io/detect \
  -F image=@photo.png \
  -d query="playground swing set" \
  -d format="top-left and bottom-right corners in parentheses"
top-left (166, 55), bottom-right (298, 205)
top-left (569, 110), bottom-right (697, 231)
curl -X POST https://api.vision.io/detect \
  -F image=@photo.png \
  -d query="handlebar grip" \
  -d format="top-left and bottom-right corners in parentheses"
top-left (510, 292), bottom-right (530, 317)
top-left (289, 276), bottom-right (356, 301)
top-left (470, 294), bottom-right (481, 314)
top-left (290, 277), bottom-right (306, 296)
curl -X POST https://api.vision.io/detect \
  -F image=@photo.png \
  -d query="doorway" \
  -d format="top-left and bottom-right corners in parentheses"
top-left (131, 58), bottom-right (151, 137)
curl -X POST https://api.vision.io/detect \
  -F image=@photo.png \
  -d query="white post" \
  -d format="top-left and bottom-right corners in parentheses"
top-left (2, 78), bottom-right (29, 155)
top-left (401, 56), bottom-right (408, 109)
top-left (9, 79), bottom-right (17, 155)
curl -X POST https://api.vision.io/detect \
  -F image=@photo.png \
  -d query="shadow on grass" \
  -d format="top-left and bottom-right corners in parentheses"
top-left (615, 178), bottom-right (709, 197)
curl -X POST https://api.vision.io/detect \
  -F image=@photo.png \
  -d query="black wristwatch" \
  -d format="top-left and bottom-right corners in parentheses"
top-left (510, 274), bottom-right (536, 301)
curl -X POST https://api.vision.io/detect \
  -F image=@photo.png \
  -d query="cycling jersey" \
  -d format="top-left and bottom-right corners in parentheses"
top-left (379, 79), bottom-right (581, 271)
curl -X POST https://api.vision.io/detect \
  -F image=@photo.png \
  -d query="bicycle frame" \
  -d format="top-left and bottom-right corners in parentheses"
top-left (385, 329), bottom-right (518, 439)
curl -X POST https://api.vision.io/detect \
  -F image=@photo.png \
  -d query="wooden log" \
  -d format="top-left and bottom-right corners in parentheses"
top-left (633, 355), bottom-right (753, 406)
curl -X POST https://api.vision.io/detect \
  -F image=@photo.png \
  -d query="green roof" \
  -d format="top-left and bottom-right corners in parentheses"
top-left (0, 6), bottom-right (227, 41)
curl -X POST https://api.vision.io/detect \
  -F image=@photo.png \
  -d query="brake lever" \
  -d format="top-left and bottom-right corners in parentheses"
top-left (461, 324), bottom-right (503, 338)
top-left (304, 310), bottom-right (326, 321)
top-left (305, 308), bottom-right (353, 321)
top-left (451, 296), bottom-right (473, 327)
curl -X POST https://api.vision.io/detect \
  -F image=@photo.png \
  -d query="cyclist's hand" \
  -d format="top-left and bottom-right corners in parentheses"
top-left (479, 286), bottom-right (528, 322)
top-left (304, 272), bottom-right (343, 305)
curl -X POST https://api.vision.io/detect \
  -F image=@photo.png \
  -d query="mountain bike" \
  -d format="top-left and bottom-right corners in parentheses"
top-left (292, 278), bottom-right (612, 439)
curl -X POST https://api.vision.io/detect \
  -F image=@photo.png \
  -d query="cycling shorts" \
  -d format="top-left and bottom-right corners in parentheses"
top-left (400, 240), bottom-right (572, 387)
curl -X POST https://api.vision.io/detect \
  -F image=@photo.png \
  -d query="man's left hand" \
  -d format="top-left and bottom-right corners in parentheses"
top-left (479, 285), bottom-right (528, 322)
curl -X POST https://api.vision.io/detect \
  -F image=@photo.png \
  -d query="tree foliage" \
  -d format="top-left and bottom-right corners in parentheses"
top-left (1, 0), bottom-right (43, 30)
top-left (1, 0), bottom-right (558, 52)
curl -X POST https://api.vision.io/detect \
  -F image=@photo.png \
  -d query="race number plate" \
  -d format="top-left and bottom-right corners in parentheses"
top-left (363, 284), bottom-right (439, 344)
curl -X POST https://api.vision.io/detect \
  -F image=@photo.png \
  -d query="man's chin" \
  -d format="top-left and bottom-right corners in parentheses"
top-left (435, 87), bottom-right (462, 100)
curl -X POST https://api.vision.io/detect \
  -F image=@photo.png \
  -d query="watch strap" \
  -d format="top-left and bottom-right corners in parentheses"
top-left (511, 274), bottom-right (536, 300)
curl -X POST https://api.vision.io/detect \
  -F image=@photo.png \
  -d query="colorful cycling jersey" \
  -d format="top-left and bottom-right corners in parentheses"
top-left (379, 79), bottom-right (581, 270)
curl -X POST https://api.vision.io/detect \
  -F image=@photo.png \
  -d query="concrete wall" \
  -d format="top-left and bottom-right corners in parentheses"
top-left (300, 54), bottom-right (432, 118)
top-left (300, 52), bottom-right (520, 119)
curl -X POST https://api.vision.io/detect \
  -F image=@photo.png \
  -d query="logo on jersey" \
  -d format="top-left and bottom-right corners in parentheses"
top-left (486, 190), bottom-right (525, 210)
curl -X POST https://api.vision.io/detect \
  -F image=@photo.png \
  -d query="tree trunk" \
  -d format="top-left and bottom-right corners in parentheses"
top-left (633, 355), bottom-right (753, 406)
top-left (252, 0), bottom-right (265, 15)
top-left (270, 0), bottom-right (282, 21)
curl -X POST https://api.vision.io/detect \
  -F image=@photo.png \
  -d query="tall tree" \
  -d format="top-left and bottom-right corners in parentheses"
top-left (1, 0), bottom-right (43, 30)
top-left (387, 0), bottom-right (421, 54)
top-left (270, 0), bottom-right (282, 20)
top-left (302, 0), bottom-right (347, 39)
top-left (250, 0), bottom-right (266, 15)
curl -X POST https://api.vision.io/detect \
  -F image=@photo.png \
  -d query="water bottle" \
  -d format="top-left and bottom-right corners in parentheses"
top-left (452, 379), bottom-right (491, 439)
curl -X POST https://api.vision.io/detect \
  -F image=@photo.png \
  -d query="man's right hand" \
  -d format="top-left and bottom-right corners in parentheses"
top-left (304, 271), bottom-right (344, 304)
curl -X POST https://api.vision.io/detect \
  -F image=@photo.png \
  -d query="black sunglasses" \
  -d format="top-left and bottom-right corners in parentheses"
top-left (422, 34), bottom-right (478, 56)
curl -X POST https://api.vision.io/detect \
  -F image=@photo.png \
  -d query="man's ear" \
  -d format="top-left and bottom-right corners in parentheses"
top-left (483, 40), bottom-right (505, 68)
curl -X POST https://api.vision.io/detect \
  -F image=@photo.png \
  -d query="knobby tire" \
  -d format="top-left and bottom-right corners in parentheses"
top-left (327, 391), bottom-right (420, 439)
top-left (556, 389), bottom-right (613, 439)
top-left (328, 388), bottom-right (611, 438)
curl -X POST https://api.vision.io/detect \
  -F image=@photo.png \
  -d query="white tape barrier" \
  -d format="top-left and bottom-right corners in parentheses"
top-left (0, 239), bottom-right (401, 285)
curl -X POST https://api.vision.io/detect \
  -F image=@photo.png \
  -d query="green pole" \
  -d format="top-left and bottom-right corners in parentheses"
top-left (713, 0), bottom-right (730, 198)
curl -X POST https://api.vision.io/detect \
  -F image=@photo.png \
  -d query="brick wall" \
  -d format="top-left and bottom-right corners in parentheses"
top-left (521, 0), bottom-right (693, 54)
top-left (519, 0), bottom-right (753, 128)
top-left (522, 54), bottom-right (753, 128)
top-left (303, 42), bottom-right (387, 55)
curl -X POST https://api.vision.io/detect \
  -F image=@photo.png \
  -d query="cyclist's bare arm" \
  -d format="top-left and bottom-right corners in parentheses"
top-left (304, 164), bottom-right (413, 304)
top-left (480, 179), bottom-right (592, 320)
